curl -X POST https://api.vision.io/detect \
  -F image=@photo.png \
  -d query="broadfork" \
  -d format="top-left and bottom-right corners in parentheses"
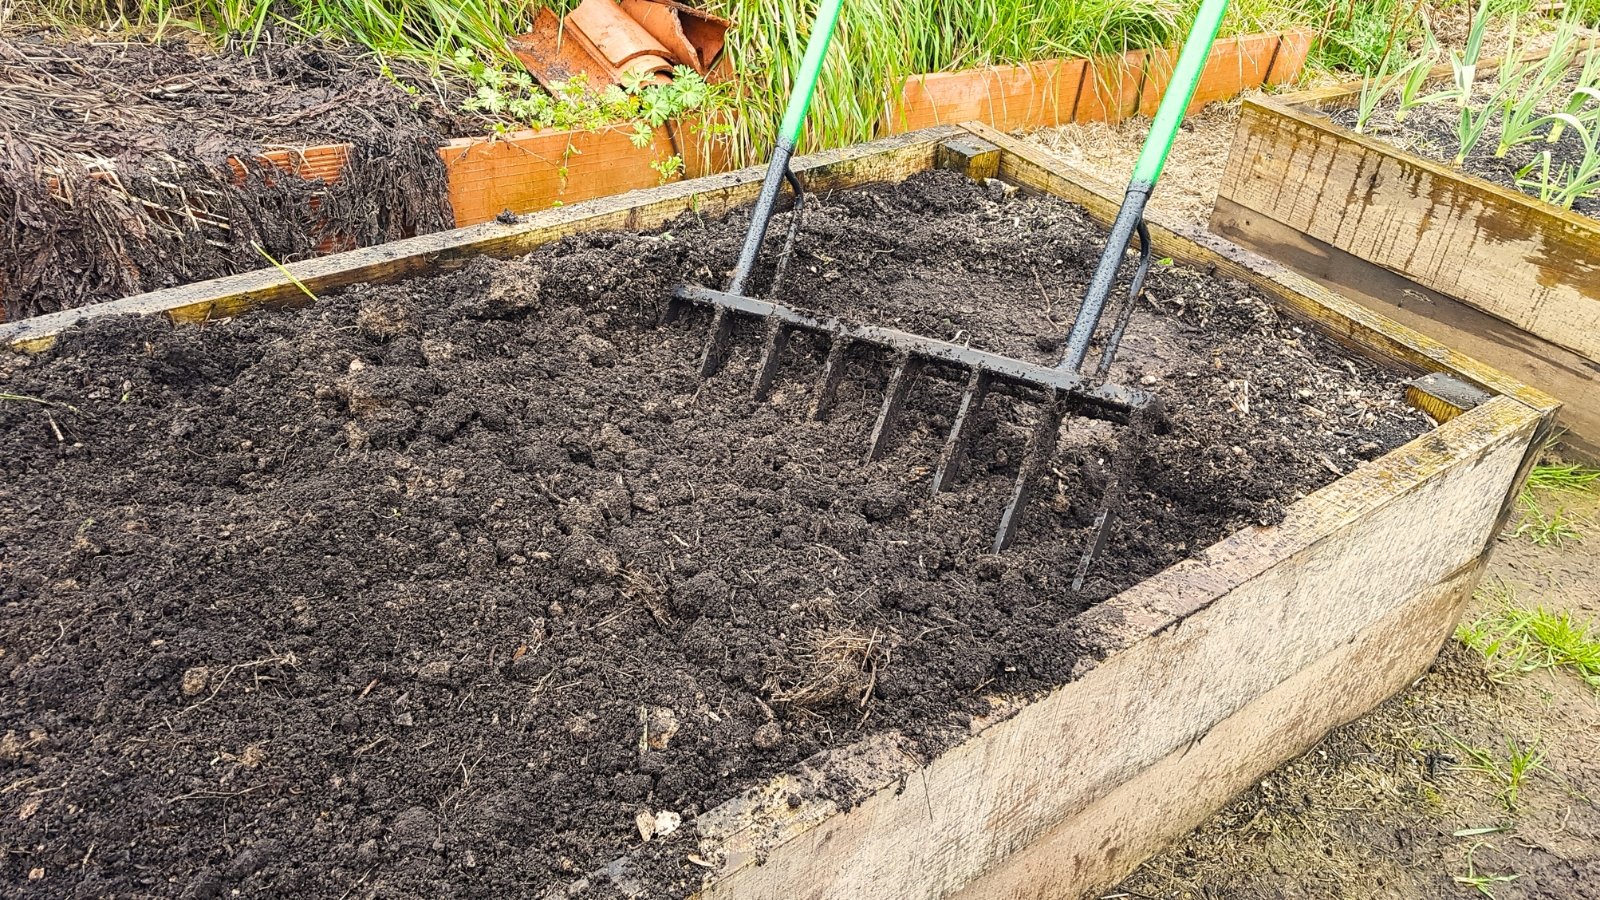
top-left (664, 0), bottom-right (1233, 574)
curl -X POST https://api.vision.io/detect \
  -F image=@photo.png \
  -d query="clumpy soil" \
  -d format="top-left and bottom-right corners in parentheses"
top-left (1327, 68), bottom-right (1600, 219)
top-left (0, 32), bottom-right (461, 319)
top-left (0, 171), bottom-right (1430, 897)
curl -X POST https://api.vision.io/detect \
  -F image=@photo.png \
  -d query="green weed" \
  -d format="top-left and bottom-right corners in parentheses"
top-left (1457, 584), bottom-right (1600, 688)
top-left (1453, 842), bottom-right (1520, 897)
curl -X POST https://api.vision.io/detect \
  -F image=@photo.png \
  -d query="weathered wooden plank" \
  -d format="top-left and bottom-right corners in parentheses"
top-left (962, 122), bottom-right (1562, 419)
top-left (1219, 96), bottom-right (1600, 361)
top-left (949, 563), bottom-right (1479, 899)
top-left (669, 394), bottom-right (1541, 899)
top-left (1212, 194), bottom-right (1600, 460)
top-left (1, 128), bottom-right (960, 354)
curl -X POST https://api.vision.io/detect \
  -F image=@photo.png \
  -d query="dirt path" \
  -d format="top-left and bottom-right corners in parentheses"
top-left (1023, 103), bottom-right (1600, 900)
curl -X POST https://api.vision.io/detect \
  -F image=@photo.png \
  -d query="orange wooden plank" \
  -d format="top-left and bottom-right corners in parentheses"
top-left (1267, 30), bottom-right (1313, 87)
top-left (439, 124), bottom-right (685, 225)
top-left (888, 59), bottom-right (1089, 134)
top-left (1073, 50), bottom-right (1146, 124)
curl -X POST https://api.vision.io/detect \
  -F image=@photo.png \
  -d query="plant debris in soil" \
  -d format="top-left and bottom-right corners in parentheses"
top-left (1327, 68), bottom-right (1600, 219)
top-left (0, 170), bottom-right (1432, 897)
top-left (0, 32), bottom-right (463, 320)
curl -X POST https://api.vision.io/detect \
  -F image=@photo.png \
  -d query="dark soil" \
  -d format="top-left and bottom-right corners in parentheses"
top-left (0, 171), bottom-right (1431, 898)
top-left (1328, 68), bottom-right (1600, 219)
top-left (0, 31), bottom-right (463, 319)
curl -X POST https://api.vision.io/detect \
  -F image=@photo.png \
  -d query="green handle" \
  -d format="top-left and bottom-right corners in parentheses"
top-left (776, 0), bottom-right (846, 149)
top-left (1130, 0), bottom-right (1232, 186)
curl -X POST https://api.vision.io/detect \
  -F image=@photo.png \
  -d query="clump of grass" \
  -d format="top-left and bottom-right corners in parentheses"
top-left (1447, 732), bottom-right (1545, 811)
top-left (1524, 461), bottom-right (1600, 494)
top-left (1509, 461), bottom-right (1598, 546)
top-left (1511, 500), bottom-right (1584, 546)
top-left (1457, 582), bottom-right (1600, 688)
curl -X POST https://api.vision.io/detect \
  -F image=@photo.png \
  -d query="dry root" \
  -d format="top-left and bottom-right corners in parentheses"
top-left (769, 627), bottom-right (895, 711)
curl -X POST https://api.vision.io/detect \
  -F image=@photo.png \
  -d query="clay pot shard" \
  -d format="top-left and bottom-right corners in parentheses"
top-left (620, 0), bottom-right (732, 76)
top-left (568, 0), bottom-right (674, 84)
top-left (511, 8), bottom-right (620, 91)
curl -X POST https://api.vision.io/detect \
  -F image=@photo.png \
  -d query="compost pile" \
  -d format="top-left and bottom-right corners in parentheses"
top-left (0, 32), bottom-right (459, 320)
top-left (0, 171), bottom-right (1431, 897)
top-left (1328, 67), bottom-right (1600, 219)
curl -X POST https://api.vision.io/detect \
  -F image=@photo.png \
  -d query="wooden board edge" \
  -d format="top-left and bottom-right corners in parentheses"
top-left (2, 127), bottom-right (964, 353)
top-left (1209, 195), bottom-right (1599, 461)
top-left (960, 121), bottom-right (1561, 416)
top-left (633, 393), bottom-right (1541, 899)
top-left (1238, 93), bottom-right (1600, 243)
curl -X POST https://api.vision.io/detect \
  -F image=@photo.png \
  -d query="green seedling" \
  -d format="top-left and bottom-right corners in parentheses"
top-left (1395, 34), bottom-right (1457, 122)
top-left (1453, 0), bottom-right (1496, 106)
top-left (1515, 149), bottom-right (1559, 204)
top-left (1458, 585), bottom-right (1600, 689)
top-left (1512, 497), bottom-right (1583, 546)
top-left (1525, 462), bottom-right (1600, 493)
top-left (1454, 842), bottom-right (1520, 898)
top-left (1548, 49), bottom-right (1600, 143)
top-left (1449, 734), bottom-right (1544, 811)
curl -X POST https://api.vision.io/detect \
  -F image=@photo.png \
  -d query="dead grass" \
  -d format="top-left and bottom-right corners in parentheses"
top-left (768, 626), bottom-right (893, 711)
top-left (1020, 99), bottom-right (1244, 229)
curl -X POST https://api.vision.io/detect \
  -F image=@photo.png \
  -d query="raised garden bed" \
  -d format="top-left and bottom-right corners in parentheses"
top-left (0, 125), bottom-right (1554, 898)
top-left (1212, 58), bottom-right (1600, 459)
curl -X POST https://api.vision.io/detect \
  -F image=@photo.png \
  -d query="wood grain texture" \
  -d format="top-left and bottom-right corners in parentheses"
top-left (888, 59), bottom-right (1089, 134)
top-left (1218, 96), bottom-right (1600, 361)
top-left (0, 129), bottom-right (954, 353)
top-left (948, 563), bottom-right (1480, 899)
top-left (439, 120), bottom-right (730, 225)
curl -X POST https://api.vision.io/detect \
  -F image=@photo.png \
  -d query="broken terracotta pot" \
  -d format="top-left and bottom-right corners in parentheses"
top-left (567, 0), bottom-right (674, 83)
top-left (620, 0), bottom-right (732, 75)
top-left (511, 8), bottom-right (621, 90)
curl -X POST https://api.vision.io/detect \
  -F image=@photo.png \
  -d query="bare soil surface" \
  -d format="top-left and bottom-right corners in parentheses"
top-left (0, 31), bottom-right (460, 319)
top-left (1023, 91), bottom-right (1600, 900)
top-left (0, 170), bottom-right (1428, 897)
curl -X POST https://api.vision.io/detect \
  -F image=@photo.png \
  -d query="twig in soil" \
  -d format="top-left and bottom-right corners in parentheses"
top-left (0, 392), bottom-right (83, 415)
top-left (178, 653), bottom-right (298, 716)
top-left (167, 784), bottom-right (265, 803)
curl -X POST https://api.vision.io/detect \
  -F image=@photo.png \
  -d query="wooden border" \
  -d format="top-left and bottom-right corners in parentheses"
top-left (1211, 59), bottom-right (1599, 455)
top-left (1, 125), bottom-right (1554, 898)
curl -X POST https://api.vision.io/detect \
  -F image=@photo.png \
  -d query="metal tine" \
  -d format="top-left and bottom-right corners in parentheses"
top-left (1093, 221), bottom-right (1154, 380)
top-left (930, 368), bottom-right (992, 495)
top-left (1072, 403), bottom-right (1156, 589)
top-left (808, 335), bottom-right (853, 420)
top-left (698, 307), bottom-right (735, 378)
top-left (751, 320), bottom-right (792, 401)
top-left (867, 352), bottom-right (924, 462)
top-left (993, 393), bottom-right (1069, 552)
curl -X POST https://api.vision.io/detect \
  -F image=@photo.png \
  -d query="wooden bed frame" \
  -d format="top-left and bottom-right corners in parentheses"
top-left (1211, 58), bottom-right (1599, 459)
top-left (2, 124), bottom-right (1556, 899)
